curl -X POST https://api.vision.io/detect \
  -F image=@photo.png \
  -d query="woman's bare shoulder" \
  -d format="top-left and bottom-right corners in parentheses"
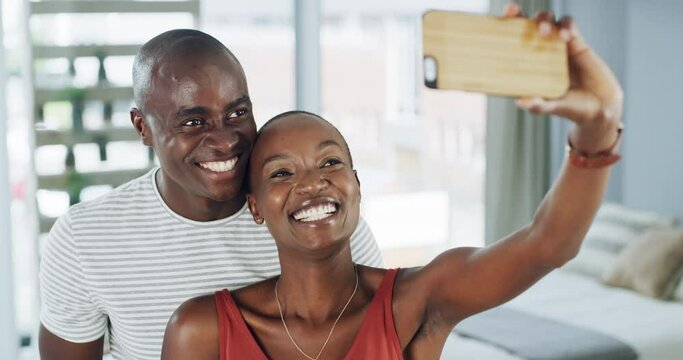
top-left (162, 294), bottom-right (220, 359)
top-left (167, 294), bottom-right (218, 335)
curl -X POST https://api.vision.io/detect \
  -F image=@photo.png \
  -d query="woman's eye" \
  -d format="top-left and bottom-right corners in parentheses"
top-left (270, 170), bottom-right (292, 178)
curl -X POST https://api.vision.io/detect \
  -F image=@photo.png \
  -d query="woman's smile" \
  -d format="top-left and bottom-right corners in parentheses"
top-left (290, 197), bottom-right (340, 223)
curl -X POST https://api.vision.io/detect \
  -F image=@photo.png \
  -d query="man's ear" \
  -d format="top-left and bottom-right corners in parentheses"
top-left (130, 108), bottom-right (153, 147)
top-left (353, 170), bottom-right (361, 201)
top-left (246, 194), bottom-right (264, 224)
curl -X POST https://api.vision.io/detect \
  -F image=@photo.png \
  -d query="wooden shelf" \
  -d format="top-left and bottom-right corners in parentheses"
top-left (30, 1), bottom-right (200, 15)
top-left (38, 167), bottom-right (153, 190)
top-left (34, 86), bottom-right (132, 103)
top-left (33, 44), bottom-right (141, 59)
top-left (35, 127), bottom-right (140, 147)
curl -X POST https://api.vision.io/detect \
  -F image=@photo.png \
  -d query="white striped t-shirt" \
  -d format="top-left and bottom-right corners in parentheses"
top-left (39, 168), bottom-right (383, 360)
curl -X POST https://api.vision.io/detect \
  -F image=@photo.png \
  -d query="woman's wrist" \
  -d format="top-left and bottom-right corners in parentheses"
top-left (567, 123), bottom-right (623, 169)
top-left (568, 116), bottom-right (622, 154)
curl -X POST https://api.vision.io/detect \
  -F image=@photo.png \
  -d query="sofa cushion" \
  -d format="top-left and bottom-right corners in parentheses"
top-left (602, 228), bottom-right (683, 300)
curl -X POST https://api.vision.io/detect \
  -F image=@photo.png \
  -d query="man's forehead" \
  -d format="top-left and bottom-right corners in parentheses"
top-left (153, 54), bottom-right (244, 82)
top-left (145, 58), bottom-right (247, 108)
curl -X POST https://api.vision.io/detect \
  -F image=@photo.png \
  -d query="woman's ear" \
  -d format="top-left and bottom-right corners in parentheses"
top-left (247, 194), bottom-right (264, 224)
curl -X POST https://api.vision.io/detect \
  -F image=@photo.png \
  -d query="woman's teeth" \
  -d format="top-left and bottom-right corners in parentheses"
top-left (199, 158), bottom-right (237, 172)
top-left (292, 203), bottom-right (337, 222)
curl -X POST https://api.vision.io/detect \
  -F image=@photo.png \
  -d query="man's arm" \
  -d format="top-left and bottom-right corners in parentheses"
top-left (39, 325), bottom-right (103, 360)
top-left (39, 212), bottom-right (108, 358)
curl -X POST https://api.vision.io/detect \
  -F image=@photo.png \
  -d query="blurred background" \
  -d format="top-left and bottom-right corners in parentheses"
top-left (1, 0), bottom-right (682, 359)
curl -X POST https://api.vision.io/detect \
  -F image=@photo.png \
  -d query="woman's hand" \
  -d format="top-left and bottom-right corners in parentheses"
top-left (506, 3), bottom-right (624, 152)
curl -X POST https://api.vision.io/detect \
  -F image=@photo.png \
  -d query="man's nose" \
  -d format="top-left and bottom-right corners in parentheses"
top-left (202, 125), bottom-right (240, 152)
top-left (295, 170), bottom-right (329, 195)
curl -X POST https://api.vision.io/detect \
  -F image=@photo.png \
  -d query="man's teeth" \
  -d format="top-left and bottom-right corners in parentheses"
top-left (292, 203), bottom-right (337, 222)
top-left (199, 158), bottom-right (237, 172)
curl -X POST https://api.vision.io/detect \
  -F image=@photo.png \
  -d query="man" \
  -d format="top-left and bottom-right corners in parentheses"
top-left (38, 29), bottom-right (382, 360)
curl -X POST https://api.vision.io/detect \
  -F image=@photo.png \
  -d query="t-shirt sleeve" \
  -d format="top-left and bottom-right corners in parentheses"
top-left (39, 211), bottom-right (108, 343)
top-left (350, 216), bottom-right (384, 267)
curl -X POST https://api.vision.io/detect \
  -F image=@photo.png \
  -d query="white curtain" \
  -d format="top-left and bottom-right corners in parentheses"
top-left (485, 0), bottom-right (553, 245)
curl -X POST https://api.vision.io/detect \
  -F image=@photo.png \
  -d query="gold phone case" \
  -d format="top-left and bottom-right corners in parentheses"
top-left (423, 10), bottom-right (569, 98)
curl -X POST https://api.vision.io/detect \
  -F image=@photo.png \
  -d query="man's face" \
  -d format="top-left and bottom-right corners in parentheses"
top-left (247, 115), bottom-right (361, 255)
top-left (141, 54), bottom-right (257, 203)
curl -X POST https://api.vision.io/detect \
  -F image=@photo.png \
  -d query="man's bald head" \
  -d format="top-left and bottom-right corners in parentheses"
top-left (132, 29), bottom-right (241, 111)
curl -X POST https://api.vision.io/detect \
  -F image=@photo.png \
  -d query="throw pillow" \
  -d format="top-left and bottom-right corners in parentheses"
top-left (602, 228), bottom-right (683, 300)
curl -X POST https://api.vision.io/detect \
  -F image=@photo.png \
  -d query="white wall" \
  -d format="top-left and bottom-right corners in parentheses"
top-left (552, 0), bottom-right (683, 221)
top-left (622, 0), bottom-right (683, 220)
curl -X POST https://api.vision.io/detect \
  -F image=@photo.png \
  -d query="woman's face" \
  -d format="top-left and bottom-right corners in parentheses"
top-left (247, 114), bottom-right (360, 256)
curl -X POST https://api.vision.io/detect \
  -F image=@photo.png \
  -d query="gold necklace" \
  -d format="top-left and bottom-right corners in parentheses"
top-left (274, 265), bottom-right (359, 360)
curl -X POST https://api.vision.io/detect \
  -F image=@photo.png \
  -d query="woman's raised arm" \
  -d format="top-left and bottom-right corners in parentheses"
top-left (395, 5), bottom-right (624, 340)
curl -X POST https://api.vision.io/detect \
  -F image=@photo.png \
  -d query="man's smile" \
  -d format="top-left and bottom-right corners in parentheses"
top-left (196, 156), bottom-right (239, 173)
top-left (197, 156), bottom-right (237, 173)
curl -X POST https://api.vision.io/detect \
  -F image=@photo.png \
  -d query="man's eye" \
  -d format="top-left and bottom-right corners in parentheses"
top-left (270, 170), bottom-right (292, 178)
top-left (322, 159), bottom-right (342, 167)
top-left (229, 109), bottom-right (248, 119)
top-left (182, 119), bottom-right (203, 126)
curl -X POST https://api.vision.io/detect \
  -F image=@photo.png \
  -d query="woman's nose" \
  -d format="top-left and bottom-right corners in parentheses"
top-left (295, 170), bottom-right (329, 195)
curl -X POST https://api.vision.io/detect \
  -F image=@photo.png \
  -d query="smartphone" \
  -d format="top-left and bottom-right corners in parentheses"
top-left (422, 10), bottom-right (569, 98)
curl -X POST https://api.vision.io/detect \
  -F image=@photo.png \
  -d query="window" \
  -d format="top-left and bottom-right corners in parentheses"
top-left (5, 1), bottom-right (488, 356)
top-left (202, 0), bottom-right (295, 126)
top-left (320, 0), bottom-right (489, 267)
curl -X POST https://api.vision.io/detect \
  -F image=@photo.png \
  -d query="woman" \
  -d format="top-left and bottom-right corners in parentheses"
top-left (161, 6), bottom-right (623, 360)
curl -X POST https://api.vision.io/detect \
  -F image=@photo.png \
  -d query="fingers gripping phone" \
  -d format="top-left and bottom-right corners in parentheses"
top-left (422, 10), bottom-right (569, 98)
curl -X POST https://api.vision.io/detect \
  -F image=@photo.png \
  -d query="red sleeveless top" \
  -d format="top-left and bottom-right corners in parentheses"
top-left (214, 269), bottom-right (403, 359)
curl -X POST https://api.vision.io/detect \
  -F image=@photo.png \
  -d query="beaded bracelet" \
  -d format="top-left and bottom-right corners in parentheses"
top-left (567, 124), bottom-right (624, 169)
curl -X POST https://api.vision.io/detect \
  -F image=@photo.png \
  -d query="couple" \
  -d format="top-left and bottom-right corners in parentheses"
top-left (40, 5), bottom-right (624, 360)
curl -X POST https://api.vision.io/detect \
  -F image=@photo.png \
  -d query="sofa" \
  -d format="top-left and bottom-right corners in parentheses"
top-left (441, 203), bottom-right (683, 360)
